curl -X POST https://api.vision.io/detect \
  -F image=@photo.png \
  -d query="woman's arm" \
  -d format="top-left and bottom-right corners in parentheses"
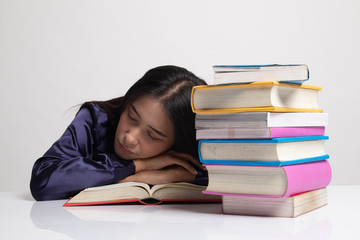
top-left (30, 106), bottom-right (135, 201)
top-left (119, 164), bottom-right (208, 186)
top-left (132, 150), bottom-right (205, 175)
top-left (119, 166), bottom-right (194, 184)
top-left (120, 151), bottom-right (209, 185)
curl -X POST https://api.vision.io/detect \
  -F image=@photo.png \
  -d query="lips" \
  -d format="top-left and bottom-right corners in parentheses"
top-left (119, 142), bottom-right (134, 154)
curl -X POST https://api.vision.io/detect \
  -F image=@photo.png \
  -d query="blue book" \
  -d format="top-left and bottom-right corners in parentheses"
top-left (198, 136), bottom-right (329, 166)
top-left (213, 64), bottom-right (309, 85)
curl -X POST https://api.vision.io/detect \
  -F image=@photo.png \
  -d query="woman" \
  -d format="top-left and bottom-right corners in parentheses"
top-left (30, 65), bottom-right (208, 201)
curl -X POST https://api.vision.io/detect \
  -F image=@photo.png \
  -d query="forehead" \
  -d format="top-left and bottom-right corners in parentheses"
top-left (131, 95), bottom-right (165, 115)
top-left (130, 96), bottom-right (174, 132)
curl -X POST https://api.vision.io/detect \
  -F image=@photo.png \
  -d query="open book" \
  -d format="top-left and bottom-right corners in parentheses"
top-left (64, 182), bottom-right (221, 206)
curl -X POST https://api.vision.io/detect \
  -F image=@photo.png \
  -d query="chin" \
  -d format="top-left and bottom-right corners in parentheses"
top-left (114, 149), bottom-right (131, 160)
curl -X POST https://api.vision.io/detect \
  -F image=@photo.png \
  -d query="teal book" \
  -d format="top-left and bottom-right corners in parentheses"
top-left (198, 136), bottom-right (329, 166)
top-left (213, 64), bottom-right (309, 85)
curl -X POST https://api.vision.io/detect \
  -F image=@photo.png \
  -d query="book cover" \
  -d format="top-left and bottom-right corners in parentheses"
top-left (191, 81), bottom-right (322, 114)
top-left (199, 155), bottom-right (329, 166)
top-left (63, 182), bottom-right (222, 207)
top-left (64, 197), bottom-right (221, 207)
top-left (209, 188), bottom-right (328, 218)
top-left (213, 64), bottom-right (307, 71)
top-left (195, 112), bottom-right (328, 128)
top-left (198, 136), bottom-right (329, 165)
top-left (198, 135), bottom-right (329, 143)
top-left (204, 160), bottom-right (332, 198)
top-left (213, 64), bottom-right (309, 85)
top-left (196, 126), bottom-right (326, 140)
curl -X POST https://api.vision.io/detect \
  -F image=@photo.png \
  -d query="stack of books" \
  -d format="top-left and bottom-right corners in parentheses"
top-left (191, 64), bottom-right (331, 218)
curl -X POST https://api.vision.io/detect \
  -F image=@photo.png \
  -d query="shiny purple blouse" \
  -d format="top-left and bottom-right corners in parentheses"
top-left (30, 103), bottom-right (208, 201)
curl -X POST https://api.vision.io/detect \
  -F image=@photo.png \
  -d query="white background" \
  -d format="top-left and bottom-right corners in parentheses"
top-left (1, 0), bottom-right (359, 192)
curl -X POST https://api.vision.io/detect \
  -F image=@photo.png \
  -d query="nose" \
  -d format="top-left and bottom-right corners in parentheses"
top-left (124, 129), bottom-right (139, 147)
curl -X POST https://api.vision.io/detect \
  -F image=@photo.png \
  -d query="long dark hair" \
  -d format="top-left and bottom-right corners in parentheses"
top-left (86, 65), bottom-right (207, 159)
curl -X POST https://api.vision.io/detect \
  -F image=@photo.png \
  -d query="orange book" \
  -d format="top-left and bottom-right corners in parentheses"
top-left (191, 81), bottom-right (323, 114)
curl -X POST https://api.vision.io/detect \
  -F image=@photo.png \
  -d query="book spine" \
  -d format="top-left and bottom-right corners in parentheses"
top-left (282, 160), bottom-right (332, 197)
top-left (193, 107), bottom-right (324, 114)
top-left (270, 127), bottom-right (325, 138)
top-left (196, 127), bottom-right (325, 139)
top-left (190, 86), bottom-right (196, 113)
top-left (203, 191), bottom-right (283, 199)
top-left (199, 135), bottom-right (328, 143)
top-left (200, 155), bottom-right (329, 166)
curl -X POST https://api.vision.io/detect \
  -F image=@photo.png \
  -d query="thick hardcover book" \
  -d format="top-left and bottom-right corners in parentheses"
top-left (198, 136), bottom-right (329, 166)
top-left (191, 81), bottom-right (322, 114)
top-left (208, 188), bottom-right (327, 218)
top-left (213, 64), bottom-right (309, 85)
top-left (204, 160), bottom-right (332, 197)
top-left (196, 126), bottom-right (325, 140)
top-left (63, 182), bottom-right (221, 206)
top-left (195, 112), bottom-right (328, 129)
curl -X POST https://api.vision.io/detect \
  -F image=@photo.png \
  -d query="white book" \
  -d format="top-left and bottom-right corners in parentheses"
top-left (220, 188), bottom-right (328, 218)
top-left (195, 112), bottom-right (328, 129)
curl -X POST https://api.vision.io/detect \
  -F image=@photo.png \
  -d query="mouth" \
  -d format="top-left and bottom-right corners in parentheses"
top-left (118, 142), bottom-right (134, 155)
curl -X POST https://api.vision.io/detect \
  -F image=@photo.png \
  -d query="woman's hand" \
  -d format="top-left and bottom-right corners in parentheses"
top-left (133, 150), bottom-right (205, 175)
top-left (118, 166), bottom-right (195, 185)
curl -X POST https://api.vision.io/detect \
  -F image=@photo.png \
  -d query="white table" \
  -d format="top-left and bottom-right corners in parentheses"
top-left (1, 186), bottom-right (359, 240)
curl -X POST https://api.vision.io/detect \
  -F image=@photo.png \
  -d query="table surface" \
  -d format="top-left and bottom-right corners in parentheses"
top-left (1, 185), bottom-right (359, 240)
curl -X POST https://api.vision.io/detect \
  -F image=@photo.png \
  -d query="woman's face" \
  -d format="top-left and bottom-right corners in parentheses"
top-left (114, 95), bottom-right (175, 160)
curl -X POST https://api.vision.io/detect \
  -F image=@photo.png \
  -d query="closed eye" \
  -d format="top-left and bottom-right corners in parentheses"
top-left (128, 113), bottom-right (136, 121)
top-left (147, 130), bottom-right (159, 140)
top-left (130, 103), bottom-right (168, 139)
top-left (128, 108), bottom-right (137, 122)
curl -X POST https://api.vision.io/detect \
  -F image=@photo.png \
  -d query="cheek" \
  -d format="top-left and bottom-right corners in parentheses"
top-left (141, 141), bottom-right (172, 158)
top-left (116, 115), bottom-right (128, 133)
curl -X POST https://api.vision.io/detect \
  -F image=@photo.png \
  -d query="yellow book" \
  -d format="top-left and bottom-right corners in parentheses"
top-left (191, 81), bottom-right (323, 114)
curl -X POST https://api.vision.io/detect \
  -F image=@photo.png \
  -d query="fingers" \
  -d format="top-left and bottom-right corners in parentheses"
top-left (119, 165), bottom-right (198, 185)
top-left (167, 154), bottom-right (198, 175)
top-left (164, 166), bottom-right (196, 183)
top-left (117, 174), bottom-right (137, 183)
top-left (137, 150), bottom-right (206, 175)
top-left (168, 151), bottom-right (206, 170)
top-left (133, 167), bottom-right (195, 185)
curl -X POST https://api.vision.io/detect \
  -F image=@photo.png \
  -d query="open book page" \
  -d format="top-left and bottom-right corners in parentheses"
top-left (65, 182), bottom-right (221, 206)
top-left (150, 182), bottom-right (215, 200)
top-left (67, 182), bottom-right (152, 204)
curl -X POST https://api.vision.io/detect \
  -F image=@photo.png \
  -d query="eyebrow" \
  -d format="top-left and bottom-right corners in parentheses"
top-left (130, 103), bottom-right (168, 138)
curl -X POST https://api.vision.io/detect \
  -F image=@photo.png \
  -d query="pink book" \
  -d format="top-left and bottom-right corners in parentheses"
top-left (203, 160), bottom-right (332, 198)
top-left (270, 127), bottom-right (325, 138)
top-left (196, 126), bottom-right (325, 139)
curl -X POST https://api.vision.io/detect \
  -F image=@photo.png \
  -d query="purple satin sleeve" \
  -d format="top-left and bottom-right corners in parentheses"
top-left (30, 107), bottom-right (135, 201)
top-left (194, 167), bottom-right (209, 186)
